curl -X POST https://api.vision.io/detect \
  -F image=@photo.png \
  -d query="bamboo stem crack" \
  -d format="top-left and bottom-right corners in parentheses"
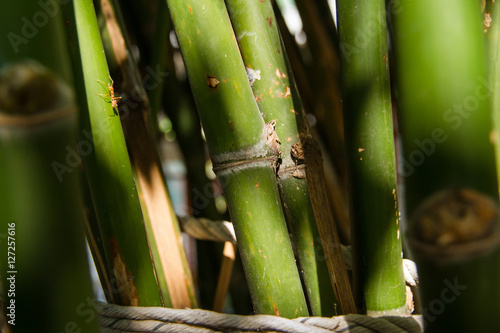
top-left (212, 155), bottom-right (278, 175)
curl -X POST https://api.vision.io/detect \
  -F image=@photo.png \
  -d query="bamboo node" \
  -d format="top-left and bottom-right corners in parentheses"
top-left (0, 61), bottom-right (76, 127)
top-left (212, 155), bottom-right (277, 174)
top-left (278, 164), bottom-right (306, 179)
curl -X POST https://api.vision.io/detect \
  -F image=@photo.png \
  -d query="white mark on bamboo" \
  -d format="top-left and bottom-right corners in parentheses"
top-left (275, 68), bottom-right (288, 79)
top-left (237, 31), bottom-right (257, 42)
top-left (283, 86), bottom-right (291, 98)
top-left (246, 67), bottom-right (261, 86)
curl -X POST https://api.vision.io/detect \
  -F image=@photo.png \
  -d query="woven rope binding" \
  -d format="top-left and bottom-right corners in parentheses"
top-left (98, 302), bottom-right (423, 333)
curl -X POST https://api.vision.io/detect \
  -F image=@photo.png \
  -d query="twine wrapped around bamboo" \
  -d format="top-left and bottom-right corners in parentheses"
top-left (97, 302), bottom-right (424, 333)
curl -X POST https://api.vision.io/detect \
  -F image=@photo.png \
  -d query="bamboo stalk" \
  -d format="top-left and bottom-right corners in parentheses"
top-left (160, 10), bottom-right (236, 311)
top-left (273, 2), bottom-right (351, 245)
top-left (96, 0), bottom-right (198, 308)
top-left (337, 0), bottom-right (407, 315)
top-left (0, 61), bottom-right (99, 332)
top-left (392, 0), bottom-right (500, 330)
top-left (0, 3), bottom-right (98, 331)
top-left (487, 0), bottom-right (500, 190)
top-left (224, 0), bottom-right (340, 316)
top-left (166, 0), bottom-right (308, 318)
top-left (162, 44), bottom-right (228, 311)
top-left (391, 0), bottom-right (498, 210)
top-left (61, 0), bottom-right (163, 306)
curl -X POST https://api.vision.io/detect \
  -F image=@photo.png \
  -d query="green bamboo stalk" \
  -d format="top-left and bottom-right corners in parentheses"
top-left (224, 0), bottom-right (339, 316)
top-left (392, 0), bottom-right (498, 209)
top-left (0, 3), bottom-right (98, 331)
top-left (337, 0), bottom-right (407, 315)
top-left (487, 0), bottom-right (500, 189)
top-left (162, 43), bottom-right (230, 310)
top-left (61, 0), bottom-right (163, 306)
top-left (273, 3), bottom-right (352, 246)
top-left (166, 0), bottom-right (308, 318)
top-left (162, 48), bottom-right (254, 315)
top-left (392, 0), bottom-right (500, 330)
top-left (0, 62), bottom-right (99, 332)
top-left (95, 0), bottom-right (198, 308)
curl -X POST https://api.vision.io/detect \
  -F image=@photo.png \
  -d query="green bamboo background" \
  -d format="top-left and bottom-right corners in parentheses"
top-left (1, 0), bottom-right (500, 329)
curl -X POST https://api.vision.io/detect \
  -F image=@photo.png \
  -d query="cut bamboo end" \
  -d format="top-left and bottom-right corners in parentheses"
top-left (407, 189), bottom-right (500, 332)
top-left (409, 188), bottom-right (500, 262)
top-left (0, 61), bottom-right (73, 116)
top-left (0, 61), bottom-right (76, 131)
